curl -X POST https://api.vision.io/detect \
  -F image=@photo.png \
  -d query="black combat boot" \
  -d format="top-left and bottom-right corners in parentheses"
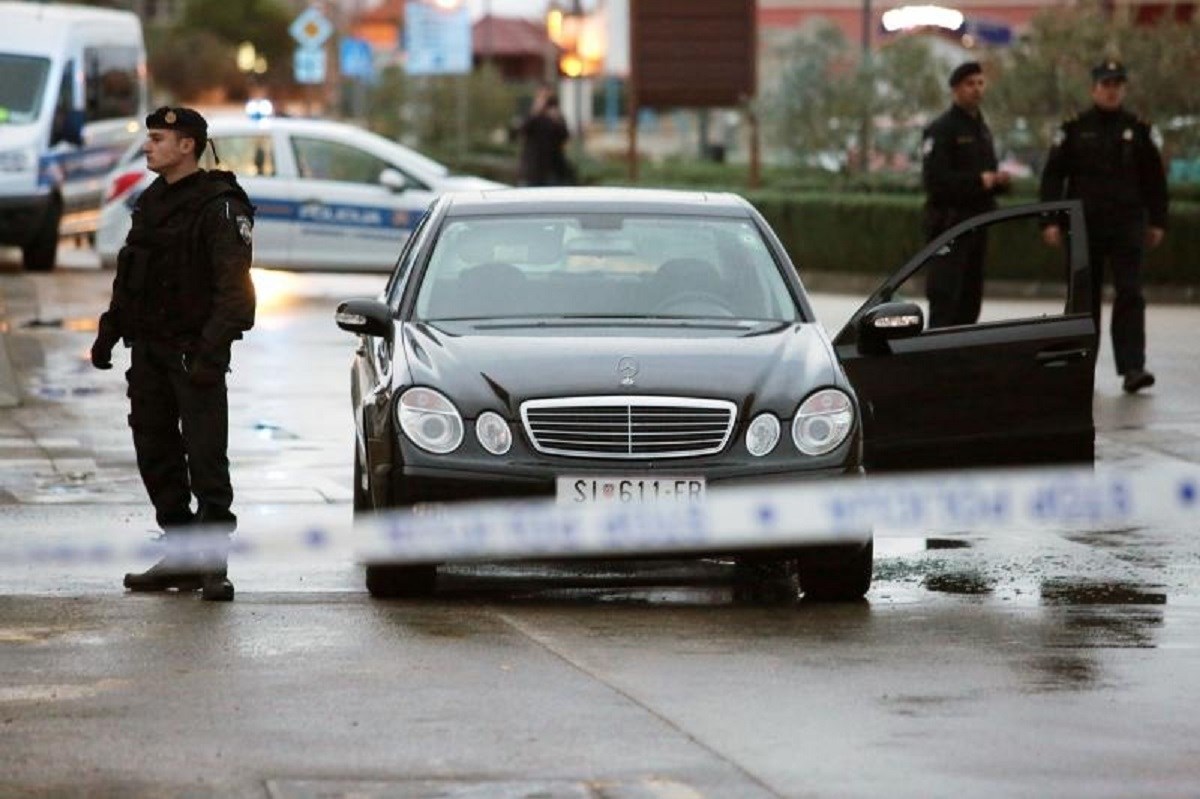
top-left (123, 558), bottom-right (205, 592)
top-left (201, 569), bottom-right (234, 601)
top-left (193, 505), bottom-right (236, 601)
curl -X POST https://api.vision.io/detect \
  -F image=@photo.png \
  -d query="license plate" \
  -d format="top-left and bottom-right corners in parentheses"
top-left (556, 476), bottom-right (706, 505)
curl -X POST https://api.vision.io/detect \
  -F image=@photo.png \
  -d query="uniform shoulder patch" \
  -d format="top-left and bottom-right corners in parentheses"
top-left (236, 214), bottom-right (253, 246)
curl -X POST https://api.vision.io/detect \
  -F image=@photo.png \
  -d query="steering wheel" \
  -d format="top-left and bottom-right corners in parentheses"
top-left (651, 291), bottom-right (736, 317)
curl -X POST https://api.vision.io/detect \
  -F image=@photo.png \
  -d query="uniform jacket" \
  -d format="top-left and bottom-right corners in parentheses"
top-left (1038, 106), bottom-right (1169, 230)
top-left (99, 170), bottom-right (256, 354)
top-left (921, 103), bottom-right (1006, 234)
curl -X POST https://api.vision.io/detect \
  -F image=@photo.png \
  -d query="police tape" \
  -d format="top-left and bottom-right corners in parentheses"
top-left (2, 463), bottom-right (1197, 568)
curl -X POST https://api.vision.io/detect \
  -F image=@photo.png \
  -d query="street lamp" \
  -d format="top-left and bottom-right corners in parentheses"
top-left (546, 0), bottom-right (605, 167)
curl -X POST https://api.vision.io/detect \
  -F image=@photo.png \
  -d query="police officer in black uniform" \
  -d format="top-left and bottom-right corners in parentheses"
top-left (921, 61), bottom-right (1011, 328)
top-left (90, 107), bottom-right (256, 601)
top-left (1039, 60), bottom-right (1168, 394)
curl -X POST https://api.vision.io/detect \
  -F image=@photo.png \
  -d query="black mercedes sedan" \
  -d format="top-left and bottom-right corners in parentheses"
top-left (336, 188), bottom-right (1096, 600)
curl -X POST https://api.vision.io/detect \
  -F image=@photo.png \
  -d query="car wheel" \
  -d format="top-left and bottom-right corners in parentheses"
top-left (797, 539), bottom-right (873, 601)
top-left (365, 563), bottom-right (438, 599)
top-left (23, 198), bottom-right (60, 272)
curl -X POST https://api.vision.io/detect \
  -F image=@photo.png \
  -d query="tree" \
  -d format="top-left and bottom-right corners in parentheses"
top-left (766, 23), bottom-right (948, 172)
top-left (765, 21), bottom-right (866, 171)
top-left (367, 63), bottom-right (518, 158)
top-left (149, 0), bottom-right (293, 102)
top-left (984, 2), bottom-right (1200, 161)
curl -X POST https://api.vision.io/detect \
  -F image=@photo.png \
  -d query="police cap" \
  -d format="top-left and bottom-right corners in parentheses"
top-left (1091, 60), bottom-right (1128, 83)
top-left (145, 106), bottom-right (208, 149)
top-left (948, 61), bottom-right (983, 88)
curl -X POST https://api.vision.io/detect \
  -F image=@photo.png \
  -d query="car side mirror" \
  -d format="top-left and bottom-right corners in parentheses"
top-left (379, 168), bottom-right (408, 192)
top-left (335, 298), bottom-right (393, 338)
top-left (859, 301), bottom-right (924, 345)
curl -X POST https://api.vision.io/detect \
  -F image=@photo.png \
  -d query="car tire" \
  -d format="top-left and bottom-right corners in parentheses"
top-left (797, 538), bottom-right (873, 601)
top-left (366, 563), bottom-right (438, 599)
top-left (23, 197), bottom-right (60, 272)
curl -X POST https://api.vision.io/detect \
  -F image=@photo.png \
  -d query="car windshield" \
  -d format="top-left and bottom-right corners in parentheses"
top-left (0, 54), bottom-right (51, 124)
top-left (415, 213), bottom-right (802, 322)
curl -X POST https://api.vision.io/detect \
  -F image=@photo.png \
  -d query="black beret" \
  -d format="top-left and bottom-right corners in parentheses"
top-left (1091, 60), bottom-right (1128, 83)
top-left (948, 61), bottom-right (983, 87)
top-left (145, 106), bottom-right (208, 139)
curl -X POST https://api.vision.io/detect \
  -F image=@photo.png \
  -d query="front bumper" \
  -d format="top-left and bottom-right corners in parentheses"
top-left (385, 430), bottom-right (864, 506)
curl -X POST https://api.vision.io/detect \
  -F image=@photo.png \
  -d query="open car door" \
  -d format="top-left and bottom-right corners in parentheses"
top-left (833, 201), bottom-right (1095, 472)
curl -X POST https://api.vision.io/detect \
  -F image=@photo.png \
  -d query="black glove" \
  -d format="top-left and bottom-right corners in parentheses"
top-left (90, 313), bottom-right (121, 370)
top-left (184, 342), bottom-right (228, 388)
top-left (90, 337), bottom-right (114, 370)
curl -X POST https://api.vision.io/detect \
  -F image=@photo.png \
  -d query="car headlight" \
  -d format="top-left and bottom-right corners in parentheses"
top-left (475, 410), bottom-right (512, 455)
top-left (397, 387), bottom-right (464, 454)
top-left (792, 388), bottom-right (854, 456)
top-left (745, 413), bottom-right (780, 457)
top-left (0, 148), bottom-right (33, 173)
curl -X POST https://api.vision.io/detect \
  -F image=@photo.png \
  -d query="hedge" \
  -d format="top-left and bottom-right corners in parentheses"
top-left (743, 191), bottom-right (1200, 287)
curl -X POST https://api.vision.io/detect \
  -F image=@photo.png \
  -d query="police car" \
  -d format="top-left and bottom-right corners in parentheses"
top-left (95, 109), bottom-right (504, 271)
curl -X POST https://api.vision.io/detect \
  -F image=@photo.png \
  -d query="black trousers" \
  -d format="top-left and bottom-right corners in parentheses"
top-left (925, 227), bottom-right (988, 329)
top-left (1087, 220), bottom-right (1147, 375)
top-left (125, 341), bottom-right (235, 532)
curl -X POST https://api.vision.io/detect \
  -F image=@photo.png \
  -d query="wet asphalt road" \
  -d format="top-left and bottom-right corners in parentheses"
top-left (1, 252), bottom-right (1199, 798)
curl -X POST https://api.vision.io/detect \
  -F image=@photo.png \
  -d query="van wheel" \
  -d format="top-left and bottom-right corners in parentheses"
top-left (798, 539), bottom-right (873, 601)
top-left (23, 198), bottom-right (60, 272)
top-left (366, 564), bottom-right (437, 599)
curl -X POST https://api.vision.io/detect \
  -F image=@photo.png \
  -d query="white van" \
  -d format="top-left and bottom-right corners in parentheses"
top-left (0, 1), bottom-right (146, 271)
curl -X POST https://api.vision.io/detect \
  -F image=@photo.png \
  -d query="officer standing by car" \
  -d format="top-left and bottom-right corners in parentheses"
top-left (921, 61), bottom-right (1011, 328)
top-left (89, 107), bottom-right (256, 601)
top-left (1039, 60), bottom-right (1168, 394)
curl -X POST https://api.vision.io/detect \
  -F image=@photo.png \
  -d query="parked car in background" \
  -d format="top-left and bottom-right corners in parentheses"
top-left (0, 1), bottom-right (145, 271)
top-left (335, 187), bottom-right (1097, 600)
top-left (96, 112), bottom-right (504, 272)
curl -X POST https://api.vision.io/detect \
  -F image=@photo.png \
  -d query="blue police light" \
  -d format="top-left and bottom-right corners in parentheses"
top-left (245, 98), bottom-right (275, 120)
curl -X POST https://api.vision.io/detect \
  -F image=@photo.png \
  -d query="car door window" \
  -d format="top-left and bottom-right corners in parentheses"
top-left (386, 208), bottom-right (435, 309)
top-left (833, 202), bottom-right (1095, 472)
top-left (203, 135), bottom-right (276, 177)
top-left (888, 210), bottom-right (1077, 331)
top-left (291, 136), bottom-right (390, 184)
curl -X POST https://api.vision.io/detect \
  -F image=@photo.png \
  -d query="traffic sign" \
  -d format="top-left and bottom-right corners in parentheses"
top-left (293, 46), bottom-right (326, 85)
top-left (289, 7), bottom-right (334, 49)
top-left (403, 0), bottom-right (471, 76)
top-left (339, 37), bottom-right (376, 82)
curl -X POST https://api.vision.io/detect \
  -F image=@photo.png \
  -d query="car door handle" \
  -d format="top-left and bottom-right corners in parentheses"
top-left (1036, 347), bottom-right (1090, 366)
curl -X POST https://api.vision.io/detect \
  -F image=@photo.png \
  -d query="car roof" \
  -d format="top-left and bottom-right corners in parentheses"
top-left (440, 187), bottom-right (756, 217)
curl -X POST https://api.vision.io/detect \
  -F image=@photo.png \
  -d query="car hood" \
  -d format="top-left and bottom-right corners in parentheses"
top-left (399, 320), bottom-right (845, 418)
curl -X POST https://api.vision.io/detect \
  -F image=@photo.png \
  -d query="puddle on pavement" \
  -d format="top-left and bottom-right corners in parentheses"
top-left (924, 571), bottom-right (993, 595)
top-left (1040, 578), bottom-right (1167, 606)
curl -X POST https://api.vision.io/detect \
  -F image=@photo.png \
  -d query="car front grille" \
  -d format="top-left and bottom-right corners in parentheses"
top-left (520, 396), bottom-right (737, 459)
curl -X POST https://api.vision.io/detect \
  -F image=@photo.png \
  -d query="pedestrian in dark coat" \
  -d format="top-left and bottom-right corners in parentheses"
top-left (1039, 60), bottom-right (1169, 394)
top-left (921, 61), bottom-right (1011, 328)
top-left (90, 106), bottom-right (256, 601)
top-left (517, 86), bottom-right (575, 186)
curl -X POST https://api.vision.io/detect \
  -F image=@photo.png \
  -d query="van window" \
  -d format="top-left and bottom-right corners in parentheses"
top-left (0, 54), bottom-right (51, 124)
top-left (84, 46), bottom-right (140, 121)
